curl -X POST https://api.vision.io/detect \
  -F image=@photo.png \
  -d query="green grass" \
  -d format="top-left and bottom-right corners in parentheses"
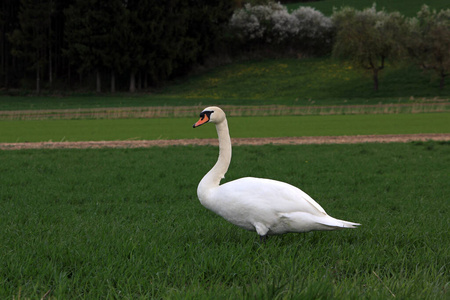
top-left (161, 59), bottom-right (449, 103)
top-left (1, 58), bottom-right (449, 111)
top-left (0, 94), bottom-right (183, 111)
top-left (1, 142), bottom-right (449, 298)
top-left (0, 112), bottom-right (449, 143)
top-left (287, 0), bottom-right (450, 16)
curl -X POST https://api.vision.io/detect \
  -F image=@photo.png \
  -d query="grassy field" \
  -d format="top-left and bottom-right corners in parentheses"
top-left (1, 1), bottom-right (449, 298)
top-left (1, 142), bottom-right (449, 298)
top-left (1, 58), bottom-right (449, 111)
top-left (0, 112), bottom-right (449, 143)
top-left (288, 0), bottom-right (450, 16)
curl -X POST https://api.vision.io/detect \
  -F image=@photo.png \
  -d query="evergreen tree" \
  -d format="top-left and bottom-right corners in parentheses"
top-left (8, 0), bottom-right (53, 93)
top-left (65, 0), bottom-right (123, 92)
top-left (0, 0), bottom-right (21, 88)
top-left (3, 0), bottom-right (233, 92)
top-left (100, 0), bottom-right (127, 93)
top-left (49, 0), bottom-right (76, 88)
top-left (123, 0), bottom-right (148, 93)
top-left (179, 0), bottom-right (234, 72)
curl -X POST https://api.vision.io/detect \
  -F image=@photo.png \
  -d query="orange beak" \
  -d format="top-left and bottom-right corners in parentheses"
top-left (193, 114), bottom-right (210, 128)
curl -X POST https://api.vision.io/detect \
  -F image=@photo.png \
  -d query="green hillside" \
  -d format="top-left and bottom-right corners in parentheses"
top-left (1, 57), bottom-right (448, 110)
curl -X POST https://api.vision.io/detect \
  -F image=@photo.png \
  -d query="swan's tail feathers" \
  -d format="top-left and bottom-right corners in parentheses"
top-left (279, 212), bottom-right (360, 232)
top-left (319, 216), bottom-right (361, 230)
top-left (338, 219), bottom-right (361, 229)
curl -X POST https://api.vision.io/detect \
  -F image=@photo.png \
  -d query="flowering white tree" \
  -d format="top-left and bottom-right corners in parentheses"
top-left (270, 9), bottom-right (299, 43)
top-left (230, 8), bottom-right (265, 40)
top-left (291, 6), bottom-right (334, 53)
top-left (230, 2), bottom-right (286, 43)
top-left (229, 2), bottom-right (333, 53)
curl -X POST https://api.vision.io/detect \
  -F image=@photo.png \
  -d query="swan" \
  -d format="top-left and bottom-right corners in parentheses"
top-left (193, 106), bottom-right (360, 241)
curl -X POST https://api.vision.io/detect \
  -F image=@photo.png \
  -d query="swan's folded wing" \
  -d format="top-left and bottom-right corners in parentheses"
top-left (215, 177), bottom-right (327, 216)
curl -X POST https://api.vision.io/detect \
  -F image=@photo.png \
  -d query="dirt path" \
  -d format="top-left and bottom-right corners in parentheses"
top-left (1, 134), bottom-right (449, 150)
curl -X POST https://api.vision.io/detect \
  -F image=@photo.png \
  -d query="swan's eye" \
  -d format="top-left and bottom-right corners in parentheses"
top-left (200, 111), bottom-right (214, 120)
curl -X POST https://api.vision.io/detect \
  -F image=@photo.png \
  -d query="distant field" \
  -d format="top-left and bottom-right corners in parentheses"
top-left (0, 113), bottom-right (449, 143)
top-left (1, 142), bottom-right (448, 298)
top-left (288, 0), bottom-right (450, 16)
top-left (1, 103), bottom-right (448, 120)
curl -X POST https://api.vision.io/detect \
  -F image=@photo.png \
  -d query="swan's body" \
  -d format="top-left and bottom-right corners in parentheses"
top-left (193, 106), bottom-right (360, 239)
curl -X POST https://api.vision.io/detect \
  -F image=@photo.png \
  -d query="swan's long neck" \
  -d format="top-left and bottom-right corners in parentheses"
top-left (198, 119), bottom-right (231, 194)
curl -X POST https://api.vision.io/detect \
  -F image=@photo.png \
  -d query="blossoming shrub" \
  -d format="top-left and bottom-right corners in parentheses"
top-left (291, 6), bottom-right (334, 54)
top-left (229, 2), bottom-right (334, 55)
top-left (229, 2), bottom-right (288, 43)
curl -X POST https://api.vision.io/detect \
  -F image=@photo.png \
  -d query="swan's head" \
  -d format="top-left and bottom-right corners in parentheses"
top-left (193, 106), bottom-right (226, 128)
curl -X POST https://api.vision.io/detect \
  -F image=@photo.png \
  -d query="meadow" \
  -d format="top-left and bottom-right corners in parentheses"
top-left (1, 57), bottom-right (449, 111)
top-left (0, 112), bottom-right (449, 143)
top-left (1, 142), bottom-right (449, 299)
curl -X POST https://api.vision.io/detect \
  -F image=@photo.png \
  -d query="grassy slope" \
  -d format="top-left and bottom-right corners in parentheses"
top-left (1, 143), bottom-right (448, 298)
top-left (162, 59), bottom-right (449, 104)
top-left (287, 0), bottom-right (450, 16)
top-left (1, 58), bottom-right (449, 111)
top-left (0, 112), bottom-right (449, 143)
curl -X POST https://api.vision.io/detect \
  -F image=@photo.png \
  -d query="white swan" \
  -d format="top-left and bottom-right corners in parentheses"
top-left (193, 106), bottom-right (360, 241)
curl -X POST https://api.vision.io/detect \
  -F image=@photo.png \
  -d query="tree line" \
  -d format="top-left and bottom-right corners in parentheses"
top-left (332, 4), bottom-right (450, 91)
top-left (230, 2), bottom-right (450, 91)
top-left (1, 1), bottom-right (449, 94)
top-left (1, 0), bottom-right (233, 93)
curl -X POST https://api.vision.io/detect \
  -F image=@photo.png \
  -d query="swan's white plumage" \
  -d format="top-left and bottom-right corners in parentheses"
top-left (193, 106), bottom-right (360, 237)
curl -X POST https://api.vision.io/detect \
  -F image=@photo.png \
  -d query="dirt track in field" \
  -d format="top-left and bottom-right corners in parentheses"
top-left (1, 134), bottom-right (449, 150)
